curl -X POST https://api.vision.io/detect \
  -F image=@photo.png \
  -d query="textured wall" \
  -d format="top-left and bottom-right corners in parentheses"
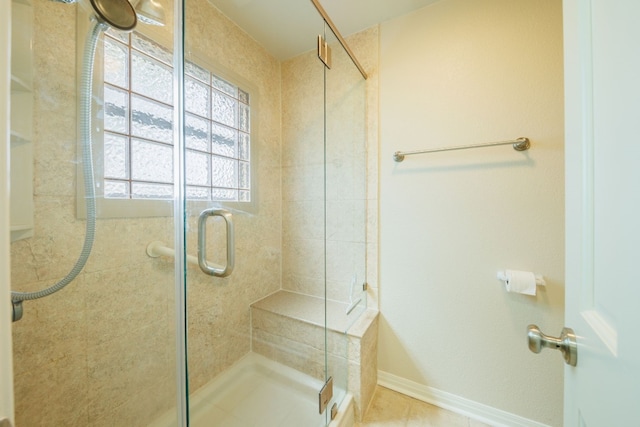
top-left (281, 29), bottom-right (373, 306)
top-left (183, 0), bottom-right (282, 393)
top-left (10, 0), bottom-right (282, 425)
top-left (10, 1), bottom-right (178, 423)
top-left (378, 0), bottom-right (565, 424)
top-left (348, 26), bottom-right (381, 310)
top-left (280, 47), bottom-right (326, 298)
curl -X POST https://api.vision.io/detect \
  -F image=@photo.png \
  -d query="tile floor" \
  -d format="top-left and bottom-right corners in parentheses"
top-left (356, 386), bottom-right (493, 427)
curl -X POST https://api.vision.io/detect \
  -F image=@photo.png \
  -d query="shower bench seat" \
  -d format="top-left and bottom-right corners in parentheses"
top-left (250, 290), bottom-right (379, 422)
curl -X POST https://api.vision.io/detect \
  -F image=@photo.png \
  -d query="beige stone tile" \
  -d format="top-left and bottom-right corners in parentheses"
top-left (362, 386), bottom-right (412, 425)
top-left (282, 199), bottom-right (324, 241)
top-left (366, 284), bottom-right (380, 310)
top-left (326, 199), bottom-right (357, 242)
top-left (252, 291), bottom-right (324, 327)
top-left (189, 327), bottom-right (250, 392)
top-left (86, 321), bottom-right (173, 423)
top-left (282, 237), bottom-right (325, 271)
top-left (84, 265), bottom-right (172, 348)
top-left (359, 316), bottom-right (379, 420)
top-left (326, 240), bottom-right (366, 288)
top-left (281, 271), bottom-right (323, 297)
top-left (19, 196), bottom-right (88, 282)
top-left (91, 376), bottom-right (176, 427)
top-left (10, 235), bottom-right (39, 286)
top-left (252, 329), bottom-right (325, 381)
top-left (326, 278), bottom-right (354, 303)
top-left (281, 164), bottom-right (325, 202)
top-left (84, 216), bottom-right (174, 274)
top-left (14, 352), bottom-right (89, 427)
top-left (252, 308), bottom-right (324, 351)
top-left (359, 386), bottom-right (493, 427)
top-left (406, 399), bottom-right (469, 427)
top-left (11, 280), bottom-right (88, 377)
top-left (366, 201), bottom-right (379, 244)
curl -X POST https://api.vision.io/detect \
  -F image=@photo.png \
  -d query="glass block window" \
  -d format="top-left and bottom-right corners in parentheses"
top-left (102, 31), bottom-right (251, 203)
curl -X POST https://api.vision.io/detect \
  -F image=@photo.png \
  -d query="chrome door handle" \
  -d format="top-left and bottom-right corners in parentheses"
top-left (527, 324), bottom-right (577, 366)
top-left (198, 208), bottom-right (234, 277)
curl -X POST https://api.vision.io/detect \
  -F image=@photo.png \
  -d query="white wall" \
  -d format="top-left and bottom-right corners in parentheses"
top-left (1, 0), bottom-right (15, 421)
top-left (378, 0), bottom-right (564, 425)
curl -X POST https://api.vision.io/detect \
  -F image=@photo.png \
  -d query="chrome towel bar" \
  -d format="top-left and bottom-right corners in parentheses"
top-left (393, 137), bottom-right (530, 162)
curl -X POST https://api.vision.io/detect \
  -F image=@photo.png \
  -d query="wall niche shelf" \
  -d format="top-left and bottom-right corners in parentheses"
top-left (10, 0), bottom-right (34, 242)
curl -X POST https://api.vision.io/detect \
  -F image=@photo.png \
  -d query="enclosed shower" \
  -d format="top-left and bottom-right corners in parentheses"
top-left (8, 0), bottom-right (374, 424)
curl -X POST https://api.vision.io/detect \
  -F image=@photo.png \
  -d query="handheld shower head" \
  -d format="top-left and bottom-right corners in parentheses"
top-left (89, 0), bottom-right (137, 31)
top-left (134, 0), bottom-right (166, 26)
top-left (50, 0), bottom-right (165, 29)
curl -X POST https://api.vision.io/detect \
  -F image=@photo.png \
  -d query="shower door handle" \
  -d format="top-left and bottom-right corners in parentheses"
top-left (198, 209), bottom-right (235, 277)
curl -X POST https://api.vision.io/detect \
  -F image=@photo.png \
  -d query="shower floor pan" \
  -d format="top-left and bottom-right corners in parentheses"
top-left (149, 352), bottom-right (354, 427)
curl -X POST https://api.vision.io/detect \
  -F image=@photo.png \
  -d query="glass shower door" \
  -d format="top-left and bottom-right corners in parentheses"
top-left (182, 0), bottom-right (330, 425)
top-left (323, 19), bottom-right (368, 422)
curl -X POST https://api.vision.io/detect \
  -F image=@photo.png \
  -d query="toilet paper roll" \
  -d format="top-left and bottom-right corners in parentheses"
top-left (499, 270), bottom-right (537, 296)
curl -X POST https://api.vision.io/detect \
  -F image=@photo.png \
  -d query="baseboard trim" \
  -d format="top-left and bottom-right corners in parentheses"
top-left (377, 371), bottom-right (551, 427)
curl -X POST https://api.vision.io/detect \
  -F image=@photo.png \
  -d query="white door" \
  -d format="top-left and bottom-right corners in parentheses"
top-left (563, 0), bottom-right (640, 425)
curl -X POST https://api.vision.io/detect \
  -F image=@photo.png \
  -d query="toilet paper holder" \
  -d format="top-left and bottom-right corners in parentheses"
top-left (496, 271), bottom-right (546, 287)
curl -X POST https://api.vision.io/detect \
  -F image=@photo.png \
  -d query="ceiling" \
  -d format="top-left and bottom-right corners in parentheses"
top-left (208, 0), bottom-right (441, 60)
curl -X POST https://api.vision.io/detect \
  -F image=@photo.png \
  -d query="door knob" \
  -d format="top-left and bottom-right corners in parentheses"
top-left (527, 324), bottom-right (578, 366)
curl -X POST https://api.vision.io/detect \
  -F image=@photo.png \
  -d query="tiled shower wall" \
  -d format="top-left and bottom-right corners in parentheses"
top-left (281, 27), bottom-right (379, 307)
top-left (182, 0), bottom-right (282, 394)
top-left (10, 0), bottom-right (281, 425)
top-left (10, 1), bottom-right (178, 422)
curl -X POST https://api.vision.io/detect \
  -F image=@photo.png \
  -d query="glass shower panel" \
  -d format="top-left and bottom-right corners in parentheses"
top-left (9, 0), bottom-right (180, 425)
top-left (323, 21), bottom-right (368, 419)
top-left (184, 0), bottom-right (328, 425)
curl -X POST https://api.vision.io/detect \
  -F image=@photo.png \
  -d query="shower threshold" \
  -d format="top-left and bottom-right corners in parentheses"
top-left (149, 352), bottom-right (354, 427)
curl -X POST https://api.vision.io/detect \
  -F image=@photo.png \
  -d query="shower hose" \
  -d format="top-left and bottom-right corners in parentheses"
top-left (11, 19), bottom-right (106, 318)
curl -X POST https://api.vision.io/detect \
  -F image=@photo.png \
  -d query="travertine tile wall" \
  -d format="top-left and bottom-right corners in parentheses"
top-left (348, 309), bottom-right (379, 420)
top-left (347, 27), bottom-right (380, 310)
top-left (325, 31), bottom-right (367, 306)
top-left (183, 0), bottom-right (282, 394)
top-left (281, 48), bottom-right (326, 299)
top-left (281, 27), bottom-right (379, 307)
top-left (10, 0), bottom-right (281, 425)
top-left (11, 2), bottom-right (177, 425)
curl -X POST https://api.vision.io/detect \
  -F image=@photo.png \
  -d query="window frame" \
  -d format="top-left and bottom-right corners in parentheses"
top-left (77, 26), bottom-right (259, 219)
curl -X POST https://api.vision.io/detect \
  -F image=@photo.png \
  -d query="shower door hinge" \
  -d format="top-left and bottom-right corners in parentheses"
top-left (363, 282), bottom-right (368, 291)
top-left (317, 35), bottom-right (332, 69)
top-left (318, 376), bottom-right (333, 414)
